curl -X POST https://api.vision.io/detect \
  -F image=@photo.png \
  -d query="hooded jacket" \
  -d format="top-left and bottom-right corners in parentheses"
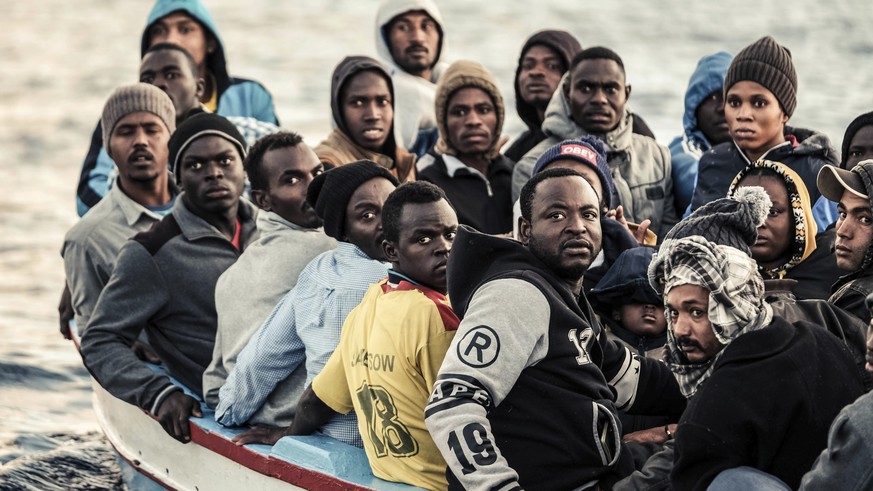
top-left (418, 60), bottom-right (513, 234)
top-left (690, 126), bottom-right (840, 231)
top-left (425, 227), bottom-right (685, 491)
top-left (314, 56), bottom-right (416, 183)
top-left (668, 52), bottom-right (732, 212)
top-left (830, 160), bottom-right (873, 323)
top-left (76, 0), bottom-right (279, 217)
top-left (512, 77), bottom-right (679, 238)
top-left (504, 30), bottom-right (581, 162)
top-left (374, 0), bottom-right (448, 149)
top-left (727, 160), bottom-right (842, 300)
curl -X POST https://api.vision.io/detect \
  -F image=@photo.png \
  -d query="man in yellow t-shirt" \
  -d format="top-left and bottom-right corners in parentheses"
top-left (233, 181), bottom-right (460, 490)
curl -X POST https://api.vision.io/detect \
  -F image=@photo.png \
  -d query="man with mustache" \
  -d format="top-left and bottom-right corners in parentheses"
top-left (668, 51), bottom-right (733, 213)
top-left (818, 161), bottom-right (873, 324)
top-left (645, 187), bottom-right (864, 491)
top-left (512, 47), bottom-right (679, 239)
top-left (202, 132), bottom-right (337, 421)
top-left (81, 113), bottom-right (258, 444)
top-left (233, 181), bottom-right (459, 491)
top-left (425, 168), bottom-right (685, 490)
top-left (216, 161), bottom-right (398, 444)
top-left (62, 84), bottom-right (177, 338)
top-left (417, 60), bottom-right (514, 235)
top-left (375, 0), bottom-right (447, 154)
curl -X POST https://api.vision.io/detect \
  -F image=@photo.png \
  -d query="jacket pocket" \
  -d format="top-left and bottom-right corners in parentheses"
top-left (591, 401), bottom-right (622, 467)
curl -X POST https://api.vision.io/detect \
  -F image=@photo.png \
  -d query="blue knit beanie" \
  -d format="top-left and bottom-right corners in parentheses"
top-left (532, 136), bottom-right (614, 208)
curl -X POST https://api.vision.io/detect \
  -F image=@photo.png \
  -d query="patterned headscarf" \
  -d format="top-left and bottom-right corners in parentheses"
top-left (648, 236), bottom-right (773, 398)
top-left (727, 159), bottom-right (817, 279)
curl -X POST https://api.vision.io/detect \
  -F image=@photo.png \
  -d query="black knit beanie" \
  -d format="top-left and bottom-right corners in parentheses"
top-left (660, 186), bottom-right (772, 255)
top-left (306, 160), bottom-right (400, 240)
top-left (841, 111), bottom-right (873, 169)
top-left (724, 36), bottom-right (797, 118)
top-left (168, 113), bottom-right (247, 184)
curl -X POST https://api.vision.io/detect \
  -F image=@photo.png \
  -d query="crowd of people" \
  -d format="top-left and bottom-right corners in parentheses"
top-left (59, 0), bottom-right (873, 490)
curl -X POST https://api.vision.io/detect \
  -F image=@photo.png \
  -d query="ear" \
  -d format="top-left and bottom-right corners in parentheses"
top-left (382, 239), bottom-right (399, 263)
top-left (206, 38), bottom-right (217, 55)
top-left (611, 310), bottom-right (622, 322)
top-left (625, 84), bottom-right (632, 100)
top-left (194, 77), bottom-right (205, 100)
top-left (252, 189), bottom-right (270, 211)
top-left (518, 216), bottom-right (533, 246)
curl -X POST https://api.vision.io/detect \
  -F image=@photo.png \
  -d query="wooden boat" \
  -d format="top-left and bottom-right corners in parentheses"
top-left (71, 326), bottom-right (420, 491)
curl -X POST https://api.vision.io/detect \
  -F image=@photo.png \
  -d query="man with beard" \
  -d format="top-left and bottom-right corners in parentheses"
top-left (375, 0), bottom-right (447, 154)
top-left (62, 83), bottom-right (177, 337)
top-left (81, 113), bottom-right (258, 443)
top-left (425, 168), bottom-right (685, 490)
top-left (647, 187), bottom-right (864, 490)
top-left (202, 132), bottom-right (337, 419)
top-left (216, 162), bottom-right (398, 443)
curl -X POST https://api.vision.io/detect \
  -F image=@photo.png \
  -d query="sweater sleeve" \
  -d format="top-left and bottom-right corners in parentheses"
top-left (425, 278), bottom-right (551, 491)
top-left (214, 289), bottom-right (306, 426)
top-left (79, 241), bottom-right (173, 412)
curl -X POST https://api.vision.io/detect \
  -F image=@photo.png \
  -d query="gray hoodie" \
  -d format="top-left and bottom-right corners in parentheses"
top-left (512, 74), bottom-right (679, 238)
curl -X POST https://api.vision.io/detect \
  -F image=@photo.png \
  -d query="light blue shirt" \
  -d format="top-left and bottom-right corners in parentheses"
top-left (215, 242), bottom-right (388, 447)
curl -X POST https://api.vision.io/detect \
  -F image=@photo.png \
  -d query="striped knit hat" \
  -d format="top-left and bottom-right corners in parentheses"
top-left (724, 36), bottom-right (797, 117)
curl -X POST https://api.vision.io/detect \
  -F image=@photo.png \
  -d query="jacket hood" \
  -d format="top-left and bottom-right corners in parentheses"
top-left (375, 0), bottom-right (446, 82)
top-left (784, 125), bottom-right (837, 157)
top-left (142, 0), bottom-right (231, 96)
top-left (448, 225), bottom-right (569, 319)
top-left (514, 30), bottom-right (582, 131)
top-left (727, 160), bottom-right (817, 279)
top-left (682, 51), bottom-right (732, 144)
top-left (329, 56), bottom-right (398, 161)
top-left (434, 60), bottom-right (505, 159)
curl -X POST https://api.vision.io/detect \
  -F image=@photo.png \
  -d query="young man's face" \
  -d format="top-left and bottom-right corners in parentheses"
top-left (344, 177), bottom-right (397, 261)
top-left (341, 71), bottom-right (393, 153)
top-left (846, 125), bottom-right (873, 170)
top-left (725, 81), bottom-right (788, 158)
top-left (518, 44), bottom-right (565, 111)
top-left (140, 49), bottom-right (204, 122)
top-left (835, 190), bottom-right (873, 271)
top-left (695, 89), bottom-right (731, 146)
top-left (520, 175), bottom-right (603, 283)
top-left (567, 58), bottom-right (630, 134)
top-left (147, 12), bottom-right (214, 67)
top-left (615, 303), bottom-right (666, 338)
top-left (383, 199), bottom-right (458, 294)
top-left (109, 111), bottom-right (170, 184)
top-left (179, 135), bottom-right (245, 216)
top-left (252, 145), bottom-right (323, 228)
top-left (666, 284), bottom-right (724, 364)
top-left (445, 87), bottom-right (497, 157)
top-left (386, 10), bottom-right (439, 78)
top-left (739, 175), bottom-right (792, 269)
top-left (866, 320), bottom-right (873, 373)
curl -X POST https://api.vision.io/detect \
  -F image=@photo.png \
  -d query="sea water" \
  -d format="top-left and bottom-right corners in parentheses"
top-left (1, 0), bottom-right (871, 488)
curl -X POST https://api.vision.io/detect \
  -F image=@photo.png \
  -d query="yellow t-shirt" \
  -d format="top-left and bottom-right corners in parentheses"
top-left (313, 272), bottom-right (459, 491)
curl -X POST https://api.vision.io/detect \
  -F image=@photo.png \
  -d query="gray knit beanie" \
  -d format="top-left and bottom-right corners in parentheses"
top-left (660, 186), bottom-right (772, 256)
top-left (724, 36), bottom-right (797, 117)
top-left (102, 83), bottom-right (176, 156)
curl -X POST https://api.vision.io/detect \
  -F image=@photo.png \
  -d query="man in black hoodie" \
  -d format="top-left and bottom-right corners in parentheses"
top-left (425, 168), bottom-right (685, 490)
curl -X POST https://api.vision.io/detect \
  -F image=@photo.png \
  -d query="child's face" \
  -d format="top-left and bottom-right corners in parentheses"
top-left (615, 303), bottom-right (667, 337)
